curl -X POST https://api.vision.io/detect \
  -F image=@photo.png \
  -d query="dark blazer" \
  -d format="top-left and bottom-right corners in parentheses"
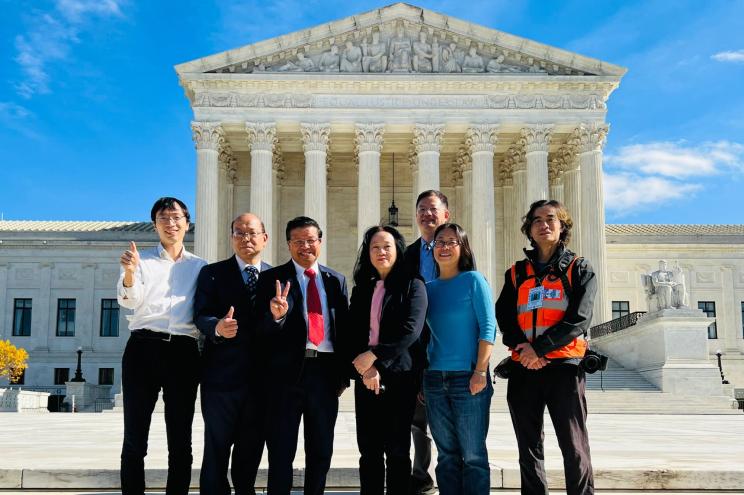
top-left (255, 260), bottom-right (350, 388)
top-left (347, 275), bottom-right (427, 378)
top-left (403, 238), bottom-right (423, 279)
top-left (194, 256), bottom-right (271, 390)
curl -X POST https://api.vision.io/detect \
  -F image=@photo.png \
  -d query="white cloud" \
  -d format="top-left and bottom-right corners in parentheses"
top-left (0, 101), bottom-right (40, 139)
top-left (712, 49), bottom-right (744, 63)
top-left (603, 173), bottom-right (701, 213)
top-left (12, 0), bottom-right (124, 98)
top-left (605, 140), bottom-right (744, 178)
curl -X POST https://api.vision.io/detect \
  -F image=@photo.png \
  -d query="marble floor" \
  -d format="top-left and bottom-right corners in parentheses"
top-left (1, 410), bottom-right (743, 490)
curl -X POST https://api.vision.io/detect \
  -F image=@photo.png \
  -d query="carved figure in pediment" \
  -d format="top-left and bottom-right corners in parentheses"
top-left (462, 46), bottom-right (485, 73)
top-left (441, 43), bottom-right (461, 73)
top-left (486, 54), bottom-right (520, 73)
top-left (388, 24), bottom-right (412, 72)
top-left (361, 31), bottom-right (387, 72)
top-left (340, 40), bottom-right (363, 72)
top-left (527, 63), bottom-right (547, 73)
top-left (319, 45), bottom-right (340, 72)
top-left (431, 36), bottom-right (441, 72)
top-left (412, 31), bottom-right (433, 73)
top-left (276, 52), bottom-right (316, 72)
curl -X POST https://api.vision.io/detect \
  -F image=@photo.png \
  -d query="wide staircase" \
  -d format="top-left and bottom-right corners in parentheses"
top-left (339, 357), bottom-right (739, 415)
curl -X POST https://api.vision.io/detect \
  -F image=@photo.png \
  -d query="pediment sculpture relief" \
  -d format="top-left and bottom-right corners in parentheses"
top-left (243, 22), bottom-right (553, 75)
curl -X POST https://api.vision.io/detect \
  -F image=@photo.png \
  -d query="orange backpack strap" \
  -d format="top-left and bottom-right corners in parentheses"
top-left (510, 264), bottom-right (517, 288)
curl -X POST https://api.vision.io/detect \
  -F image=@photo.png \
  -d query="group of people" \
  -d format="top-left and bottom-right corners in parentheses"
top-left (116, 191), bottom-right (598, 495)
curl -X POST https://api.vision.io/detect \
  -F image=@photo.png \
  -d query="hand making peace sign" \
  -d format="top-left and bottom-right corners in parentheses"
top-left (270, 280), bottom-right (291, 320)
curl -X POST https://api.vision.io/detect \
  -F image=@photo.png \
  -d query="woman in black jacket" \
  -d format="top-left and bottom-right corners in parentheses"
top-left (348, 225), bottom-right (428, 495)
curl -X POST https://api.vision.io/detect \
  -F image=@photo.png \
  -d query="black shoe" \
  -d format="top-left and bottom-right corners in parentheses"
top-left (410, 479), bottom-right (437, 495)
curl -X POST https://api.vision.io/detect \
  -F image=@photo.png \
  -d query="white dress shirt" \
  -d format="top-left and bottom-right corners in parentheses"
top-left (117, 244), bottom-right (207, 338)
top-left (292, 260), bottom-right (334, 352)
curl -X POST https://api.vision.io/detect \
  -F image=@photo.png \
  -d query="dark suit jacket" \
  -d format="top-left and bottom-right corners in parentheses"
top-left (194, 256), bottom-right (272, 390)
top-left (347, 276), bottom-right (427, 378)
top-left (255, 260), bottom-right (350, 388)
top-left (403, 238), bottom-right (423, 279)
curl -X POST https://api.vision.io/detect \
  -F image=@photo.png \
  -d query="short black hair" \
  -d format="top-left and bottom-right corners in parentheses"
top-left (285, 216), bottom-right (323, 241)
top-left (415, 190), bottom-right (449, 209)
top-left (353, 225), bottom-right (408, 288)
top-left (150, 197), bottom-right (190, 223)
top-left (433, 223), bottom-right (477, 275)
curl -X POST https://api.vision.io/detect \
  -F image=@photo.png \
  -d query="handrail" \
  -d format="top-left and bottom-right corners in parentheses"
top-left (589, 311), bottom-right (647, 339)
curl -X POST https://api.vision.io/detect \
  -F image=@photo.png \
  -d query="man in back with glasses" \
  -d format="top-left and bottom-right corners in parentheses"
top-left (117, 197), bottom-right (206, 494)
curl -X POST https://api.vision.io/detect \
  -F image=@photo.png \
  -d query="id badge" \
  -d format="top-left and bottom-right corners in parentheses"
top-left (526, 286), bottom-right (544, 310)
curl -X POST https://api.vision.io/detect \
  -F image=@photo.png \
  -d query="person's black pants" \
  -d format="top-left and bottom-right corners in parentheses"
top-left (200, 384), bottom-right (265, 495)
top-left (355, 371), bottom-right (417, 495)
top-left (264, 356), bottom-right (340, 495)
top-left (506, 364), bottom-right (594, 495)
top-left (120, 332), bottom-right (200, 495)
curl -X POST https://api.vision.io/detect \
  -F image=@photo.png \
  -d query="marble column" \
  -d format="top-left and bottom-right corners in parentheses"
top-left (548, 156), bottom-right (564, 203)
top-left (576, 123), bottom-right (610, 324)
top-left (511, 146), bottom-right (529, 262)
top-left (499, 156), bottom-right (515, 270)
top-left (355, 123), bottom-right (385, 244)
top-left (191, 121), bottom-right (225, 263)
top-left (520, 124), bottom-right (552, 204)
top-left (217, 144), bottom-right (233, 259)
top-left (409, 149), bottom-right (419, 228)
top-left (246, 122), bottom-right (277, 265)
top-left (455, 147), bottom-right (472, 234)
top-left (301, 123), bottom-right (331, 265)
top-left (562, 149), bottom-right (582, 254)
top-left (413, 124), bottom-right (444, 195)
top-left (272, 147), bottom-right (285, 264)
top-left (466, 124), bottom-right (498, 291)
top-left (226, 155), bottom-right (238, 240)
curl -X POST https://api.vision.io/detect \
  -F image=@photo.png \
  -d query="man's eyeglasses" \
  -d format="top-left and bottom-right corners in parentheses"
top-left (156, 215), bottom-right (186, 224)
top-left (434, 240), bottom-right (460, 249)
top-left (232, 231), bottom-right (265, 240)
top-left (417, 207), bottom-right (441, 215)
top-left (289, 238), bottom-right (320, 247)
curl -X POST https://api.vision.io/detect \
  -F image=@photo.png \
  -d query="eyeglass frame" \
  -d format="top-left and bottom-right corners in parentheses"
top-left (155, 215), bottom-right (187, 224)
top-left (288, 238), bottom-right (320, 247)
top-left (433, 240), bottom-right (460, 249)
top-left (232, 231), bottom-right (266, 240)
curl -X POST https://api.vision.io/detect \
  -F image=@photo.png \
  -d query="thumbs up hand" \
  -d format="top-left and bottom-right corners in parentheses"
top-left (120, 241), bottom-right (140, 274)
top-left (216, 306), bottom-right (238, 338)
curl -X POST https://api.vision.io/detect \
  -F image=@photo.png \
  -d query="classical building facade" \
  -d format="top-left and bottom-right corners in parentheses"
top-left (1, 4), bottom-right (742, 395)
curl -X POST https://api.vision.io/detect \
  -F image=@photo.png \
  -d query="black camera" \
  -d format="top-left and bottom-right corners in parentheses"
top-left (494, 356), bottom-right (518, 380)
top-left (580, 349), bottom-right (608, 374)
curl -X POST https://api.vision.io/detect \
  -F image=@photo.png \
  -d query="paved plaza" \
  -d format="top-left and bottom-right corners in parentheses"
top-left (1, 407), bottom-right (743, 491)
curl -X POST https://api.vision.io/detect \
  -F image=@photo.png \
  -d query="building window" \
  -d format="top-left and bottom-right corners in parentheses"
top-left (56, 299), bottom-right (76, 337)
top-left (100, 299), bottom-right (120, 337)
top-left (698, 301), bottom-right (717, 339)
top-left (612, 301), bottom-right (630, 320)
top-left (98, 368), bottom-right (115, 385)
top-left (54, 368), bottom-right (69, 385)
top-left (12, 298), bottom-right (32, 336)
top-left (10, 368), bottom-right (25, 385)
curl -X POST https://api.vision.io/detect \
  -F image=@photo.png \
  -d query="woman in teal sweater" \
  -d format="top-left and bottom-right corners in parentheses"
top-left (423, 222), bottom-right (496, 495)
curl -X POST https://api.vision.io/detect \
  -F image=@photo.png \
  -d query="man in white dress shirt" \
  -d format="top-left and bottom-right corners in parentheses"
top-left (117, 197), bottom-right (206, 495)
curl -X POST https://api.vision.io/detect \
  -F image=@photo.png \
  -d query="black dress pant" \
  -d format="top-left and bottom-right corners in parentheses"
top-left (265, 355), bottom-right (340, 495)
top-left (506, 364), bottom-right (594, 495)
top-left (120, 332), bottom-right (200, 495)
top-left (355, 371), bottom-right (417, 495)
top-left (200, 384), bottom-right (265, 495)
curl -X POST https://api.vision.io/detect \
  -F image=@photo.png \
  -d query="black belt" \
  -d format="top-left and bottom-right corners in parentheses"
top-left (304, 349), bottom-right (333, 359)
top-left (131, 329), bottom-right (196, 343)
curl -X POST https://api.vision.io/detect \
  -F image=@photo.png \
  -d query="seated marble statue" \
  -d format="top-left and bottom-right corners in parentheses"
top-left (318, 45), bottom-right (340, 72)
top-left (361, 31), bottom-right (387, 72)
top-left (412, 31), bottom-right (433, 73)
top-left (340, 40), bottom-right (363, 72)
top-left (650, 260), bottom-right (679, 310)
top-left (276, 52), bottom-right (316, 72)
top-left (441, 42), bottom-right (461, 73)
top-left (388, 24), bottom-right (412, 72)
top-left (462, 46), bottom-right (485, 73)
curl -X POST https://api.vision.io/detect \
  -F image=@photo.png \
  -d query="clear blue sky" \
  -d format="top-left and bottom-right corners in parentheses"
top-left (1, 0), bottom-right (742, 224)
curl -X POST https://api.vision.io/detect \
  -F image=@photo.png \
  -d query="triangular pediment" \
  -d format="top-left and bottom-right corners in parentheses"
top-left (175, 3), bottom-right (626, 78)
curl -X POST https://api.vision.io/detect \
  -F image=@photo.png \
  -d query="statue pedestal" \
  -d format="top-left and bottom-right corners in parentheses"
top-left (64, 382), bottom-right (112, 412)
top-left (591, 309), bottom-right (724, 396)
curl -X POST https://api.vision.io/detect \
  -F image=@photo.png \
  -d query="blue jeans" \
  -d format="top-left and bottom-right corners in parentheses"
top-left (423, 370), bottom-right (493, 495)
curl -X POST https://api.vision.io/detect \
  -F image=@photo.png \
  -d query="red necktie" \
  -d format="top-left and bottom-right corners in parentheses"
top-left (305, 268), bottom-right (324, 346)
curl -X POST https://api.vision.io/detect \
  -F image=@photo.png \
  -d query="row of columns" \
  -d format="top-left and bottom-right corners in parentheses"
top-left (191, 120), bottom-right (611, 324)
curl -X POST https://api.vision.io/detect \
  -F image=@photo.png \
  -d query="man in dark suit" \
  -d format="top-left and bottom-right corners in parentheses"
top-left (403, 190), bottom-right (450, 495)
top-left (254, 216), bottom-right (350, 495)
top-left (194, 213), bottom-right (271, 494)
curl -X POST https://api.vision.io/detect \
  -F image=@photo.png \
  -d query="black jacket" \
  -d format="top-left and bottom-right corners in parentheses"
top-left (254, 260), bottom-right (350, 388)
top-left (347, 275), bottom-right (427, 378)
top-left (496, 244), bottom-right (597, 359)
top-left (194, 256), bottom-right (272, 389)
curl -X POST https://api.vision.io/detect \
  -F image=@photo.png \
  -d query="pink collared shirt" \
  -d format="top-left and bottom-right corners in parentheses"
top-left (369, 280), bottom-right (385, 346)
